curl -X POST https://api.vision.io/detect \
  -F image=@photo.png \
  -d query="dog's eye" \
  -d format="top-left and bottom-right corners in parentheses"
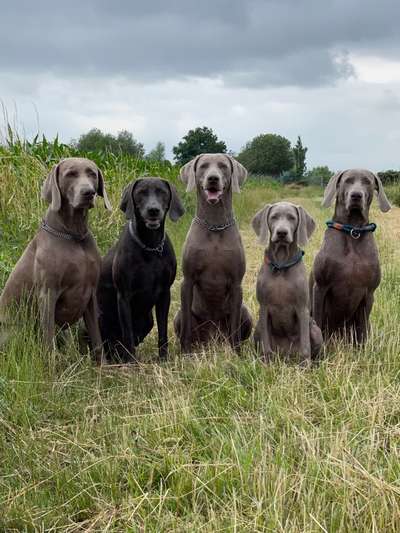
top-left (287, 215), bottom-right (296, 221)
top-left (270, 214), bottom-right (278, 221)
top-left (65, 170), bottom-right (78, 178)
top-left (218, 163), bottom-right (228, 170)
top-left (345, 177), bottom-right (355, 185)
top-left (86, 169), bottom-right (97, 179)
top-left (199, 163), bottom-right (209, 170)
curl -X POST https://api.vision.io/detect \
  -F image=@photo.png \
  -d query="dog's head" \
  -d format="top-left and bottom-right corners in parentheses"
top-left (41, 157), bottom-right (112, 212)
top-left (120, 177), bottom-right (185, 228)
top-left (322, 168), bottom-right (391, 216)
top-left (252, 201), bottom-right (316, 247)
top-left (178, 153), bottom-right (247, 205)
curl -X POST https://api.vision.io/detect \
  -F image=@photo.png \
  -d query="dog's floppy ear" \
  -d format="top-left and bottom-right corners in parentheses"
top-left (41, 162), bottom-right (62, 211)
top-left (179, 155), bottom-right (201, 192)
top-left (252, 204), bottom-right (272, 244)
top-left (97, 168), bottom-right (112, 210)
top-left (227, 155), bottom-right (248, 193)
top-left (165, 181), bottom-right (185, 222)
top-left (296, 205), bottom-right (316, 247)
top-left (374, 173), bottom-right (391, 213)
top-left (119, 181), bottom-right (137, 220)
top-left (322, 170), bottom-right (345, 208)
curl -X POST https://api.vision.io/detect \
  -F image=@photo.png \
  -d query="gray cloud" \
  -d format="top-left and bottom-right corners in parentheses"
top-left (1, 0), bottom-right (400, 171)
top-left (1, 0), bottom-right (399, 87)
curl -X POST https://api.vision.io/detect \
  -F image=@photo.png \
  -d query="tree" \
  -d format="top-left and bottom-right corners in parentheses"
top-left (146, 141), bottom-right (166, 162)
top-left (115, 130), bottom-right (145, 158)
top-left (238, 134), bottom-right (293, 177)
top-left (172, 126), bottom-right (227, 165)
top-left (292, 136), bottom-right (307, 180)
top-left (304, 166), bottom-right (334, 186)
top-left (73, 128), bottom-right (144, 158)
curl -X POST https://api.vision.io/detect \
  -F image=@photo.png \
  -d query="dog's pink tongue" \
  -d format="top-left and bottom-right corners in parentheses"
top-left (206, 190), bottom-right (221, 202)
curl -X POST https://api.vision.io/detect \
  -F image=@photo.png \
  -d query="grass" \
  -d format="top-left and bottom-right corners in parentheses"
top-left (1, 144), bottom-right (400, 531)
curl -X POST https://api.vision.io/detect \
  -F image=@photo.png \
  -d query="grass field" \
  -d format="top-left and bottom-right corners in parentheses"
top-left (1, 146), bottom-right (400, 531)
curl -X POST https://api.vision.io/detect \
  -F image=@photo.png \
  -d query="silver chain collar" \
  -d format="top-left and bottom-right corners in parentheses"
top-left (128, 220), bottom-right (165, 255)
top-left (194, 215), bottom-right (236, 232)
top-left (41, 220), bottom-right (88, 242)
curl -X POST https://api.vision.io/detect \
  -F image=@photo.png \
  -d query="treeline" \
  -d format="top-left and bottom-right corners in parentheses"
top-left (4, 125), bottom-right (398, 186)
top-left (73, 126), bottom-right (332, 184)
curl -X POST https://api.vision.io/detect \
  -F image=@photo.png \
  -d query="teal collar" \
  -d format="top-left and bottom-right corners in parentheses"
top-left (265, 249), bottom-right (304, 273)
top-left (326, 220), bottom-right (377, 239)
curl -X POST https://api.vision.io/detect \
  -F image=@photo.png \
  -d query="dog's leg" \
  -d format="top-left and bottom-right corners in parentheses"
top-left (298, 308), bottom-right (311, 367)
top-left (230, 283), bottom-right (243, 353)
top-left (39, 287), bottom-right (58, 351)
top-left (180, 278), bottom-right (194, 353)
top-left (353, 292), bottom-right (374, 344)
top-left (84, 292), bottom-right (105, 365)
top-left (259, 305), bottom-right (273, 361)
top-left (156, 289), bottom-right (171, 360)
top-left (117, 291), bottom-right (136, 361)
top-left (312, 282), bottom-right (328, 331)
top-left (310, 319), bottom-right (323, 360)
top-left (240, 305), bottom-right (253, 342)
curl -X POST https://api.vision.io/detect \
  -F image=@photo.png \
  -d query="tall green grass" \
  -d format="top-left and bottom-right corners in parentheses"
top-left (1, 140), bottom-right (400, 531)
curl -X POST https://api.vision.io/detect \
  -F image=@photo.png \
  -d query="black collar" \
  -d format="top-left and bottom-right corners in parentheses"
top-left (41, 219), bottom-right (88, 242)
top-left (326, 220), bottom-right (377, 239)
top-left (265, 249), bottom-right (304, 273)
top-left (128, 220), bottom-right (165, 255)
top-left (194, 215), bottom-right (236, 232)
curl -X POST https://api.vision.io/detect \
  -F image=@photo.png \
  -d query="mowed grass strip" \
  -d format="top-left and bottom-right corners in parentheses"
top-left (1, 150), bottom-right (400, 531)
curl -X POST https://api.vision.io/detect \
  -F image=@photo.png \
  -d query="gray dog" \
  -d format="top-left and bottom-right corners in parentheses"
top-left (252, 202), bottom-right (322, 364)
top-left (311, 168), bottom-right (391, 343)
top-left (174, 153), bottom-right (252, 353)
top-left (0, 157), bottom-right (111, 361)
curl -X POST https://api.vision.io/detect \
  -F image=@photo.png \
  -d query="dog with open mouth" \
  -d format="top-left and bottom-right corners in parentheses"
top-left (174, 153), bottom-right (253, 354)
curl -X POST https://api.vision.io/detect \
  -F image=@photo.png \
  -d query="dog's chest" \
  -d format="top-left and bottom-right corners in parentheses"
top-left (187, 238), bottom-right (245, 279)
top-left (257, 267), bottom-right (306, 307)
top-left (128, 256), bottom-right (174, 304)
top-left (325, 248), bottom-right (380, 289)
top-left (55, 244), bottom-right (100, 324)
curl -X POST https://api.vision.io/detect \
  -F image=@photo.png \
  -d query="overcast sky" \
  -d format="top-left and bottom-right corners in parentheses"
top-left (1, 0), bottom-right (400, 170)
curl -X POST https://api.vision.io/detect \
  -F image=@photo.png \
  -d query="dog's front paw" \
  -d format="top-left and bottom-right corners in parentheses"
top-left (180, 338), bottom-right (193, 355)
top-left (93, 346), bottom-right (107, 366)
top-left (299, 355), bottom-right (311, 369)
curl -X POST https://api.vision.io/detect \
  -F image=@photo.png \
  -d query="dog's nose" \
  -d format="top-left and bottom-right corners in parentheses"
top-left (351, 191), bottom-right (363, 202)
top-left (147, 207), bottom-right (160, 218)
top-left (207, 175), bottom-right (220, 185)
top-left (277, 229), bottom-right (288, 239)
top-left (81, 187), bottom-right (95, 198)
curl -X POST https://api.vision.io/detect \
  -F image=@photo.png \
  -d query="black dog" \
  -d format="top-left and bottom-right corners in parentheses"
top-left (97, 177), bottom-right (185, 362)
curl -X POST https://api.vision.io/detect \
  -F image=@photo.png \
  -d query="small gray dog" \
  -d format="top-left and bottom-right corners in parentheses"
top-left (252, 201), bottom-right (322, 364)
top-left (0, 157), bottom-right (111, 361)
top-left (311, 168), bottom-right (391, 343)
